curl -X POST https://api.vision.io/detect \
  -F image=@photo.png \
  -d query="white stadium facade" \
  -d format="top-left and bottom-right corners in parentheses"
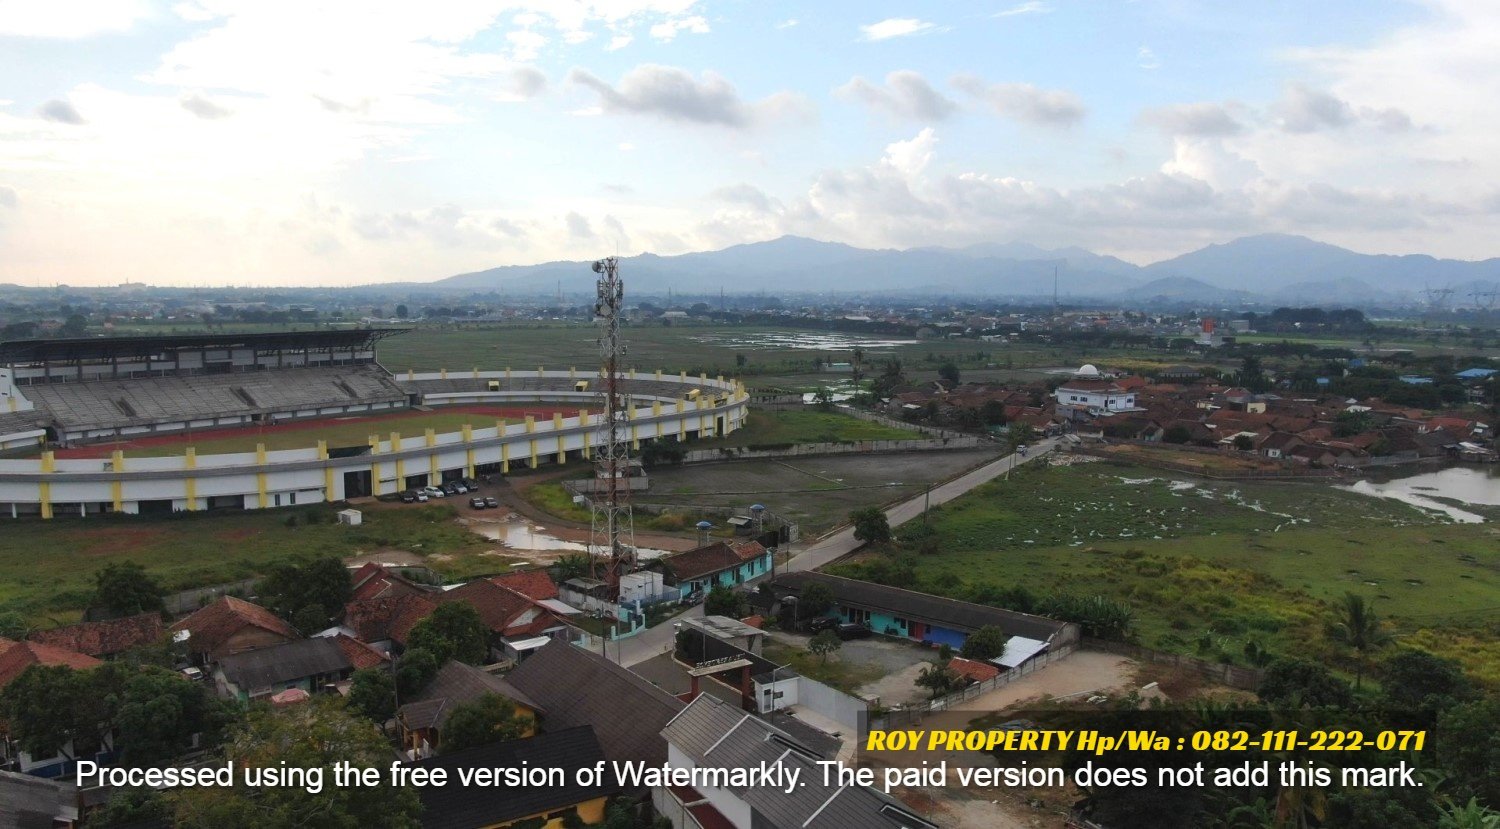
top-left (0, 330), bottom-right (747, 519)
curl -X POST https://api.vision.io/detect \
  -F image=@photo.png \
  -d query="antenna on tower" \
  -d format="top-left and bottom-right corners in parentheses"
top-left (588, 257), bottom-right (635, 603)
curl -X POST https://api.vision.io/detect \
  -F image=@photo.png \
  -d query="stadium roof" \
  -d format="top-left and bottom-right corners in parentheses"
top-left (0, 328), bottom-right (408, 363)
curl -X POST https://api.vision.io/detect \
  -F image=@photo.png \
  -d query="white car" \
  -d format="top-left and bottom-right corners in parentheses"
top-left (421, 486), bottom-right (446, 498)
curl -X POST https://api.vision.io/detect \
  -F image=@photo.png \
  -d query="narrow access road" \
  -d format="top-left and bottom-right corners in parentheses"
top-left (784, 438), bottom-right (1059, 573)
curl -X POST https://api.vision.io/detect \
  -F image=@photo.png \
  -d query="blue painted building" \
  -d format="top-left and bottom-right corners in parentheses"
top-left (770, 572), bottom-right (1078, 654)
top-left (655, 539), bottom-right (772, 597)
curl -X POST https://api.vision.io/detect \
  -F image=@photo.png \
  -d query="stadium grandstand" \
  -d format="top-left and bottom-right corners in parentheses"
top-left (0, 330), bottom-right (748, 519)
top-left (0, 330), bottom-right (409, 444)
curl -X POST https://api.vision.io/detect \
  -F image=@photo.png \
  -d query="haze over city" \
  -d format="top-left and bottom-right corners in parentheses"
top-left (1, 0), bottom-right (1498, 287)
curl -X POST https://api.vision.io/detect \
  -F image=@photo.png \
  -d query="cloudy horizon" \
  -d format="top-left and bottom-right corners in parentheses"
top-left (1, 0), bottom-right (1498, 287)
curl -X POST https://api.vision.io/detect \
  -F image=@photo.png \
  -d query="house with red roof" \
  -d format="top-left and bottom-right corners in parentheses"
top-left (170, 596), bottom-right (299, 664)
top-left (27, 612), bottom-right (164, 659)
top-left (0, 638), bottom-right (104, 777)
top-left (349, 562), bottom-right (434, 603)
top-left (947, 656), bottom-right (1000, 685)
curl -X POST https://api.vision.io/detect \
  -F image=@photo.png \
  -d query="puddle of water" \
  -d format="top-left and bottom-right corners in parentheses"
top-left (1340, 466), bottom-right (1498, 524)
top-left (691, 332), bottom-right (918, 352)
top-left (473, 521), bottom-right (672, 559)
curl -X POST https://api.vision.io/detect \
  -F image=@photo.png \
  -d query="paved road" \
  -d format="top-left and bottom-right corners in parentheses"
top-left (610, 438), bottom-right (1059, 667)
top-left (785, 438), bottom-right (1059, 573)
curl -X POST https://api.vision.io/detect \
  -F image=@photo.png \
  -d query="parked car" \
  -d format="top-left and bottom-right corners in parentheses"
top-left (835, 622), bottom-right (872, 640)
top-left (452, 482), bottom-right (469, 494)
top-left (441, 482), bottom-right (459, 496)
top-left (483, 496), bottom-right (499, 508)
top-left (804, 617), bottom-right (839, 634)
top-left (421, 486), bottom-right (446, 498)
top-left (461, 478), bottom-right (480, 491)
top-left (398, 490), bottom-right (418, 503)
top-left (469, 497), bottom-right (486, 510)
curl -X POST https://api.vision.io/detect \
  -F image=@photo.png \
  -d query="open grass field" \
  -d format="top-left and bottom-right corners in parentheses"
top-left (692, 409), bottom-right (921, 448)
top-left (48, 405), bottom-right (588, 459)
top-left (0, 503), bottom-right (494, 620)
top-left (829, 457), bottom-right (1500, 685)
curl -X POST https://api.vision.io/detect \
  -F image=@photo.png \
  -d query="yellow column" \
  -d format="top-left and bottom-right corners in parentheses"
top-left (526, 416), bottom-right (537, 468)
top-left (255, 443), bottom-right (268, 509)
top-left (506, 366), bottom-right (512, 380)
top-left (391, 432), bottom-right (405, 486)
top-left (318, 440), bottom-right (333, 502)
top-left (182, 448), bottom-right (198, 511)
top-left (553, 413), bottom-right (565, 463)
top-left (462, 425), bottom-right (475, 477)
top-left (369, 434), bottom-right (382, 497)
top-left (655, 369), bottom-right (662, 380)
top-left (569, 366), bottom-right (576, 379)
top-left (38, 450), bottom-right (55, 519)
top-left (678, 399), bottom-right (687, 440)
top-left (6, 397), bottom-right (15, 412)
top-left (472, 367), bottom-right (478, 378)
top-left (680, 370), bottom-right (686, 382)
top-left (501, 441), bottom-right (511, 474)
top-left (406, 368), bottom-right (414, 381)
top-left (109, 450), bottom-right (127, 512)
top-left (426, 428), bottom-right (439, 481)
top-left (580, 408), bottom-right (591, 459)
top-left (653, 401), bottom-right (663, 438)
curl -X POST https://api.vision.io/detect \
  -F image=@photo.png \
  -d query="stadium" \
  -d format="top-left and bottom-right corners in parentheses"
top-left (0, 330), bottom-right (747, 518)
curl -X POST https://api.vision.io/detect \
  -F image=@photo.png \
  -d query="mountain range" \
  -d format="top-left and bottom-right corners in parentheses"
top-left (431, 233), bottom-right (1500, 305)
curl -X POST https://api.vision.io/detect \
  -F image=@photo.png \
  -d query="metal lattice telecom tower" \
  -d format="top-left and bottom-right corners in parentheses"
top-left (590, 256), bottom-right (635, 602)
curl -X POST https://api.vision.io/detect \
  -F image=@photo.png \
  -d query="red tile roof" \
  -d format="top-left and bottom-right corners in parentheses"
top-left (0, 637), bottom-right (102, 688)
top-left (169, 596), bottom-right (299, 657)
top-left (28, 612), bottom-right (164, 657)
top-left (947, 656), bottom-right (1000, 684)
top-left (331, 633), bottom-right (388, 670)
top-left (489, 570), bottom-right (559, 601)
top-left (436, 581), bottom-right (543, 636)
top-left (344, 593), bottom-right (438, 645)
top-left (349, 563), bottom-right (431, 603)
top-left (658, 540), bottom-right (767, 583)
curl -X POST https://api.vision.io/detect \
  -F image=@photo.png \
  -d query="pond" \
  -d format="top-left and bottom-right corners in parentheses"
top-left (1340, 466), bottom-right (1500, 523)
top-left (472, 520), bottom-right (672, 560)
top-left (691, 332), bottom-right (917, 352)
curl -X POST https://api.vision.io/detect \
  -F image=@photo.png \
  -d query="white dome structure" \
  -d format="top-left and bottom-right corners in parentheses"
top-left (1075, 364), bottom-right (1100, 377)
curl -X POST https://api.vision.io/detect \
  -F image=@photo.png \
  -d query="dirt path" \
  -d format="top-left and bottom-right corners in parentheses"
top-left (967, 651), bottom-right (1137, 712)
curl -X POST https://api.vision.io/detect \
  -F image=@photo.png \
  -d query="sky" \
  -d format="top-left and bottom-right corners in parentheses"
top-left (1, 0), bottom-right (1498, 287)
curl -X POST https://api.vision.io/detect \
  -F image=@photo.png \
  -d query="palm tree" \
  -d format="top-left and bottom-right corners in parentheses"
top-left (1325, 592), bottom-right (1391, 691)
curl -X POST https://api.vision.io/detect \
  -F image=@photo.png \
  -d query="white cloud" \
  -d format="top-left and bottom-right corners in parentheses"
top-left (951, 74), bottom-right (1085, 127)
top-left (0, 0), bottom-right (151, 38)
top-left (1140, 102), bottom-right (1243, 137)
top-left (0, 185), bottom-right (16, 208)
top-left (995, 2), bottom-right (1050, 17)
top-left (649, 15), bottom-right (709, 42)
top-left (859, 18), bottom-right (941, 41)
top-left (836, 71), bottom-right (956, 121)
top-left (567, 64), bottom-right (811, 128)
top-left (1274, 83), bottom-right (1356, 133)
top-left (36, 99), bottom-right (86, 125)
top-left (1137, 46), bottom-right (1162, 70)
top-left (507, 29), bottom-right (547, 61)
top-left (180, 93), bottom-right (233, 120)
top-left (497, 67), bottom-right (549, 102)
top-left (607, 33), bottom-right (634, 50)
top-left (775, 19), bottom-right (798, 29)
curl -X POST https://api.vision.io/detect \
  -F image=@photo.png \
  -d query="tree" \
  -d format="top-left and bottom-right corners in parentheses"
top-left (849, 506), bottom-right (891, 544)
top-left (554, 553), bottom-right (591, 582)
top-left (168, 700), bottom-right (422, 829)
top-left (1326, 592), bottom-right (1390, 690)
top-left (793, 582), bottom-right (834, 626)
top-left (808, 630), bottom-right (842, 664)
top-left (440, 693), bottom-right (527, 754)
top-left (92, 562), bottom-right (165, 618)
top-left (979, 399), bottom-right (1007, 426)
top-left (1163, 425), bottom-right (1192, 444)
top-left (395, 304), bottom-right (409, 319)
top-left (915, 663), bottom-right (962, 699)
top-left (0, 665), bottom-right (99, 760)
top-left (1257, 658), bottom-right (1353, 708)
top-left (1438, 698), bottom-right (1500, 810)
top-left (1380, 650), bottom-right (1472, 715)
top-left (114, 666), bottom-right (235, 765)
top-left (256, 557), bottom-right (353, 635)
top-left (704, 584), bottom-right (741, 618)
top-left (406, 602), bottom-right (489, 665)
top-left (0, 610), bottom-right (33, 639)
top-left (813, 386), bottom-right (835, 411)
top-left (347, 668), bottom-right (396, 726)
top-left (937, 361), bottom-right (960, 384)
top-left (395, 647), bottom-right (441, 699)
top-left (1232, 433), bottom-right (1255, 451)
top-left (1007, 422), bottom-right (1035, 451)
top-left (960, 626), bottom-right (1008, 661)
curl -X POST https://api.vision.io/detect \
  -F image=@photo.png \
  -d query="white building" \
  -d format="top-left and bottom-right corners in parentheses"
top-left (1053, 378), bottom-right (1136, 412)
